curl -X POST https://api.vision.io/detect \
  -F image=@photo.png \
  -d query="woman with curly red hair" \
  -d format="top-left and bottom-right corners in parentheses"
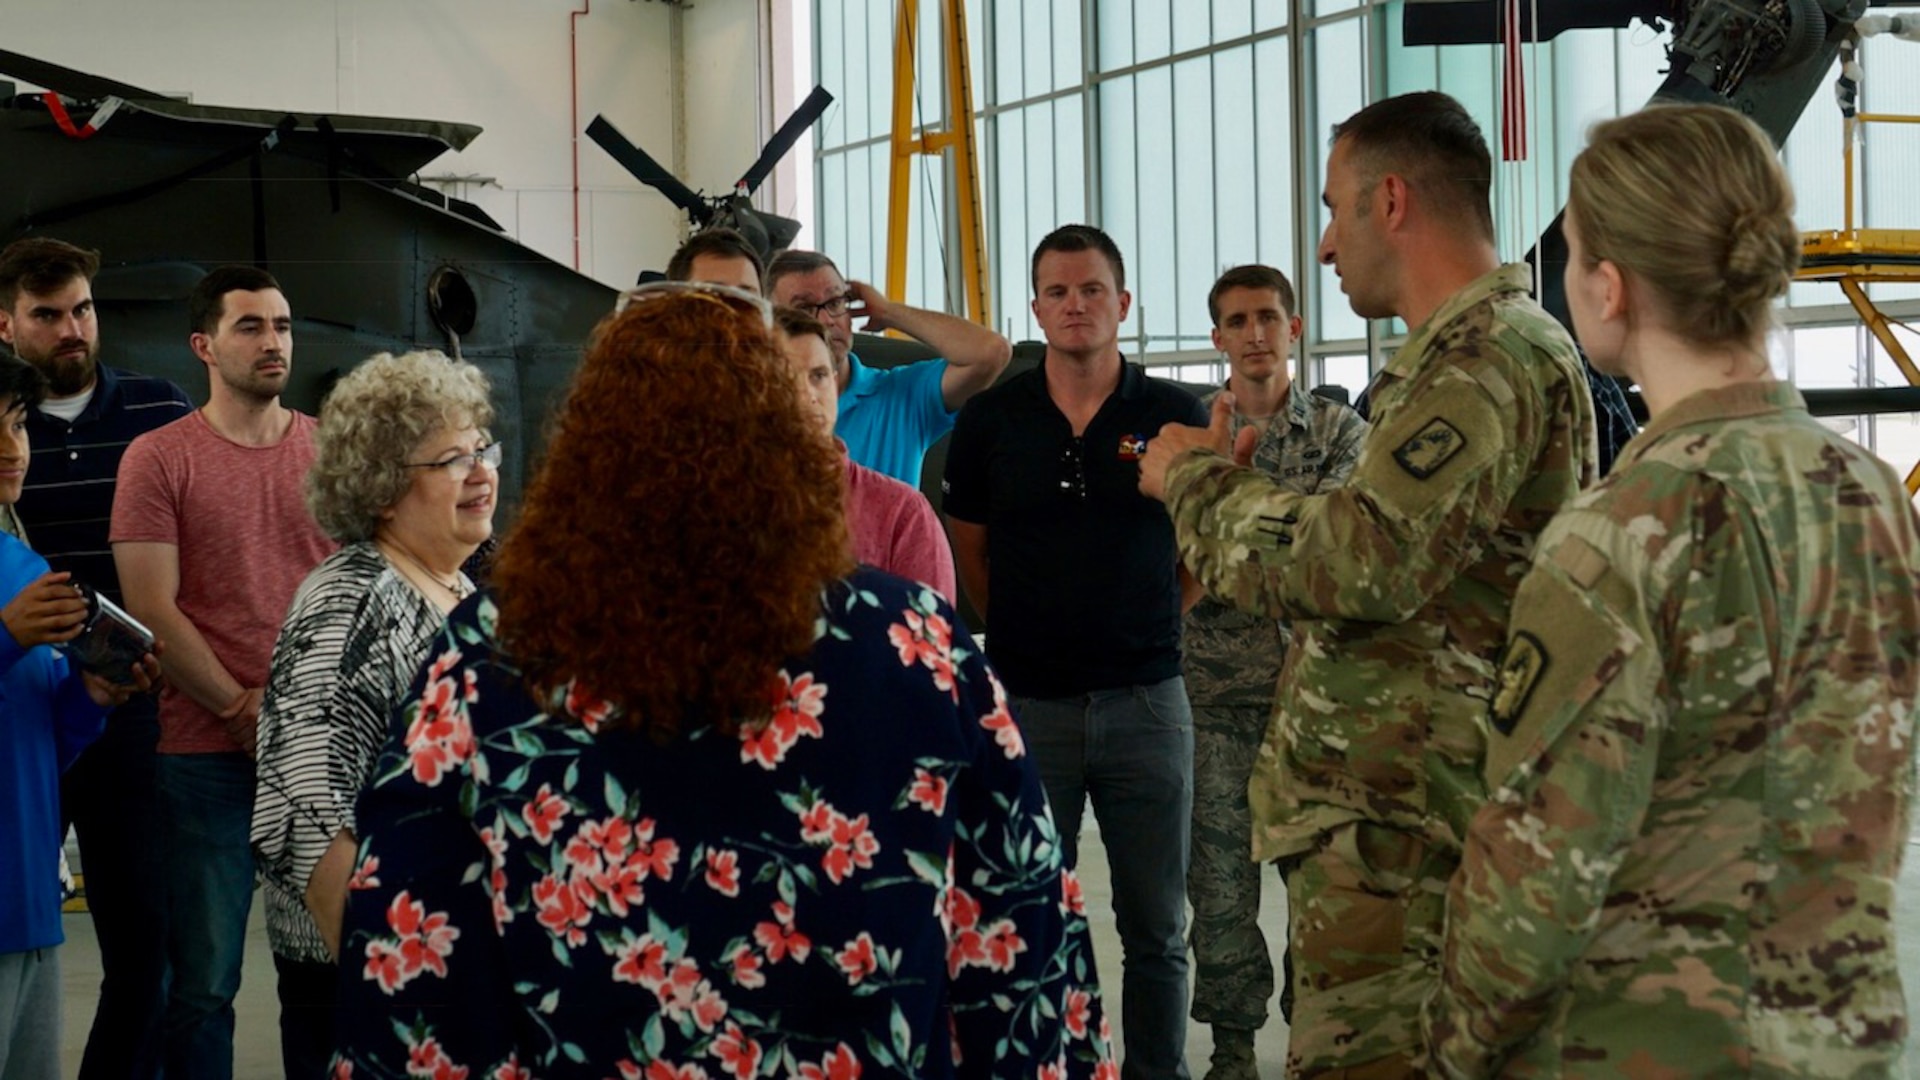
top-left (329, 285), bottom-right (1114, 1079)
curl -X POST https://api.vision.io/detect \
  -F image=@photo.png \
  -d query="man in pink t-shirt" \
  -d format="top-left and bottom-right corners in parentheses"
top-left (111, 266), bottom-right (336, 1080)
top-left (773, 305), bottom-right (956, 601)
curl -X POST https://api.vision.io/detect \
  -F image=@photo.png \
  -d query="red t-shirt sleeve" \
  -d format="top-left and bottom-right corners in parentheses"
top-left (110, 430), bottom-right (182, 546)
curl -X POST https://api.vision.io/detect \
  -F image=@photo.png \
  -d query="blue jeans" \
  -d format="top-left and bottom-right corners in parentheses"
top-left (157, 752), bottom-right (255, 1080)
top-left (1013, 676), bottom-right (1194, 1080)
top-left (61, 702), bottom-right (169, 1080)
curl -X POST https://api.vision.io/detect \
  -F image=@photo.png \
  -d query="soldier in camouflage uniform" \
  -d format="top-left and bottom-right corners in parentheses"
top-left (1138, 91), bottom-right (1598, 1078)
top-left (1425, 104), bottom-right (1920, 1079)
top-left (1183, 266), bottom-right (1367, 1080)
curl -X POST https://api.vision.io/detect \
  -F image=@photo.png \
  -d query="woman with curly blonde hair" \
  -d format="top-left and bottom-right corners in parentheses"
top-left (331, 286), bottom-right (1115, 1079)
top-left (249, 349), bottom-right (496, 1077)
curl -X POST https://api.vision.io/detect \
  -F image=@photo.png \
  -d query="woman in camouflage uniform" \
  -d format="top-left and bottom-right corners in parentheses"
top-left (1425, 104), bottom-right (1920, 1077)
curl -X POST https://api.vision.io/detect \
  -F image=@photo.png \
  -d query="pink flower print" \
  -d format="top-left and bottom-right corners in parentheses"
top-left (704, 848), bottom-right (740, 897)
top-left (979, 677), bottom-right (1024, 759)
top-left (347, 855), bottom-right (381, 892)
top-left (710, 1023), bottom-right (762, 1080)
top-left (796, 1044), bottom-right (862, 1080)
top-left (1064, 988), bottom-right (1092, 1039)
top-left (532, 874), bottom-right (590, 947)
top-left (563, 679), bottom-right (615, 733)
top-left (644, 1062), bottom-right (710, 1080)
top-left (887, 609), bottom-right (959, 699)
top-left (521, 785), bottom-right (569, 845)
top-left (835, 932), bottom-right (878, 985)
top-left (981, 919), bottom-right (1026, 972)
top-left (722, 941), bottom-right (765, 989)
top-left (610, 933), bottom-right (669, 989)
top-left (1060, 869), bottom-right (1086, 916)
top-left (907, 767), bottom-right (948, 815)
top-left (739, 671), bottom-right (827, 769)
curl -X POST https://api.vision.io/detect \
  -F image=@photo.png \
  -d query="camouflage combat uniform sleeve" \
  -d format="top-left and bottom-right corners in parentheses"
top-left (1316, 396), bottom-right (1367, 488)
top-left (1426, 403), bottom-right (1920, 1077)
top-left (1166, 357), bottom-right (1531, 626)
top-left (1421, 486), bottom-right (1676, 1077)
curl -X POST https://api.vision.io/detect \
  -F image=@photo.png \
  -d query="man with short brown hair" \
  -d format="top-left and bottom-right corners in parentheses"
top-left (1141, 92), bottom-right (1598, 1077)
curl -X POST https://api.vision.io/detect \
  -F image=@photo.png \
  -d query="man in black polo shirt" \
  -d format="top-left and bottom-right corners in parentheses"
top-left (944, 223), bottom-right (1206, 1080)
top-left (0, 237), bottom-right (192, 1080)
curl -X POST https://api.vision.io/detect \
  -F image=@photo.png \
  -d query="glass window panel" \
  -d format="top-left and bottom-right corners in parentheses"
top-left (916, 0), bottom-right (944, 123)
top-left (843, 145), bottom-right (874, 278)
top-left (1174, 57), bottom-right (1218, 347)
top-left (1134, 65), bottom-right (1178, 354)
top-left (1053, 0), bottom-right (1084, 94)
top-left (820, 150), bottom-right (850, 263)
top-left (1791, 324), bottom-right (1866, 388)
top-left (1861, 39), bottom-right (1920, 302)
top-left (1054, 96), bottom-right (1088, 225)
top-left (1612, 21), bottom-right (1666, 111)
top-left (1313, 0), bottom-right (1363, 18)
top-left (870, 0), bottom-right (894, 142)
top-left (997, 109), bottom-right (1036, 341)
top-left (1316, 352), bottom-right (1370, 398)
top-left (1135, 0), bottom-right (1174, 68)
top-left (1025, 0), bottom-right (1052, 98)
top-left (1383, 6), bottom-right (1436, 99)
top-left (1215, 0), bottom-right (1252, 45)
top-left (996, 0), bottom-right (1025, 105)
top-left (1023, 102), bottom-right (1060, 251)
top-left (966, 0), bottom-right (987, 112)
top-left (1311, 16), bottom-right (1368, 344)
top-left (1213, 47), bottom-right (1259, 275)
top-left (1871, 327), bottom-right (1920, 470)
top-left (1253, 37), bottom-right (1294, 289)
top-left (839, 2), bottom-right (869, 144)
top-left (1099, 76), bottom-right (1141, 343)
top-left (912, 152), bottom-right (949, 313)
top-left (1097, 0), bottom-right (1134, 71)
top-left (817, 0), bottom-right (846, 143)
top-left (1254, 0), bottom-right (1286, 33)
top-left (1549, 27), bottom-right (1620, 196)
top-left (1174, 0), bottom-right (1211, 55)
top-left (1784, 55), bottom-right (1845, 308)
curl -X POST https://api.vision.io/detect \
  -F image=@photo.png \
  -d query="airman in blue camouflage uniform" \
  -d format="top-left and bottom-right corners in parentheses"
top-left (1140, 92), bottom-right (1598, 1078)
top-left (1182, 266), bottom-right (1367, 1079)
top-left (1426, 104), bottom-right (1920, 1080)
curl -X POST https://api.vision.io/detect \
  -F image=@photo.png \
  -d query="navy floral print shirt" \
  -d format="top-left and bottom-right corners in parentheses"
top-left (332, 569), bottom-right (1115, 1080)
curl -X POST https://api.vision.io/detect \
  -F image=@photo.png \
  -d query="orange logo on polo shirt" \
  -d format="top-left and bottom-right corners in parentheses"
top-left (1117, 434), bottom-right (1147, 461)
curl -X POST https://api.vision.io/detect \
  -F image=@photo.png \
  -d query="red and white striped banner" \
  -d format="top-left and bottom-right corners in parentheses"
top-left (1500, 0), bottom-right (1528, 161)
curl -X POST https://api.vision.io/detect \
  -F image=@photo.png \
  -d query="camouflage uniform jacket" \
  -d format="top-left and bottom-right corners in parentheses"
top-left (1163, 263), bottom-right (1598, 861)
top-left (1184, 383), bottom-right (1367, 707)
top-left (1425, 380), bottom-right (1920, 1078)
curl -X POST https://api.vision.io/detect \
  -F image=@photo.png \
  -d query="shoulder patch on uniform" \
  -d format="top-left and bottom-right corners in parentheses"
top-left (1392, 418), bottom-right (1467, 479)
top-left (1551, 534), bottom-right (1611, 589)
top-left (1490, 631), bottom-right (1548, 736)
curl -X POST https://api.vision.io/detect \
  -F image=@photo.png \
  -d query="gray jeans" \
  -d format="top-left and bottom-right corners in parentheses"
top-left (0, 947), bottom-right (61, 1080)
top-left (1013, 675), bottom-right (1195, 1080)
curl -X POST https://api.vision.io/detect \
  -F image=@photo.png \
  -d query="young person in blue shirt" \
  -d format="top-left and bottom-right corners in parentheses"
top-left (0, 351), bottom-right (160, 1079)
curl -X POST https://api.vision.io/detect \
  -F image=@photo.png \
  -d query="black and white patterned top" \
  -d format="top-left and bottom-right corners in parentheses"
top-left (251, 541), bottom-right (459, 963)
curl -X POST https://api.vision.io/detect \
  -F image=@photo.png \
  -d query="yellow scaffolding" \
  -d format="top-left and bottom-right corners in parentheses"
top-left (1796, 110), bottom-right (1920, 494)
top-left (885, 0), bottom-right (991, 327)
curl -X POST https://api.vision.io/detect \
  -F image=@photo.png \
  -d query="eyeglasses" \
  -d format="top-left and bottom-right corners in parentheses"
top-left (1059, 436), bottom-right (1087, 500)
top-left (794, 293), bottom-right (853, 321)
top-left (615, 280), bottom-right (774, 329)
top-left (405, 441), bottom-right (503, 480)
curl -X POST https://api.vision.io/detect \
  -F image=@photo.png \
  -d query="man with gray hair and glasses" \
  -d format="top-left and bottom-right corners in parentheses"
top-left (766, 249), bottom-right (1011, 487)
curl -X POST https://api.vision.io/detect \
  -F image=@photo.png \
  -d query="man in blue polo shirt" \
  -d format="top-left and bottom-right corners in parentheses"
top-left (766, 249), bottom-right (1010, 488)
top-left (944, 224), bottom-right (1206, 1080)
top-left (0, 236), bottom-right (192, 1080)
